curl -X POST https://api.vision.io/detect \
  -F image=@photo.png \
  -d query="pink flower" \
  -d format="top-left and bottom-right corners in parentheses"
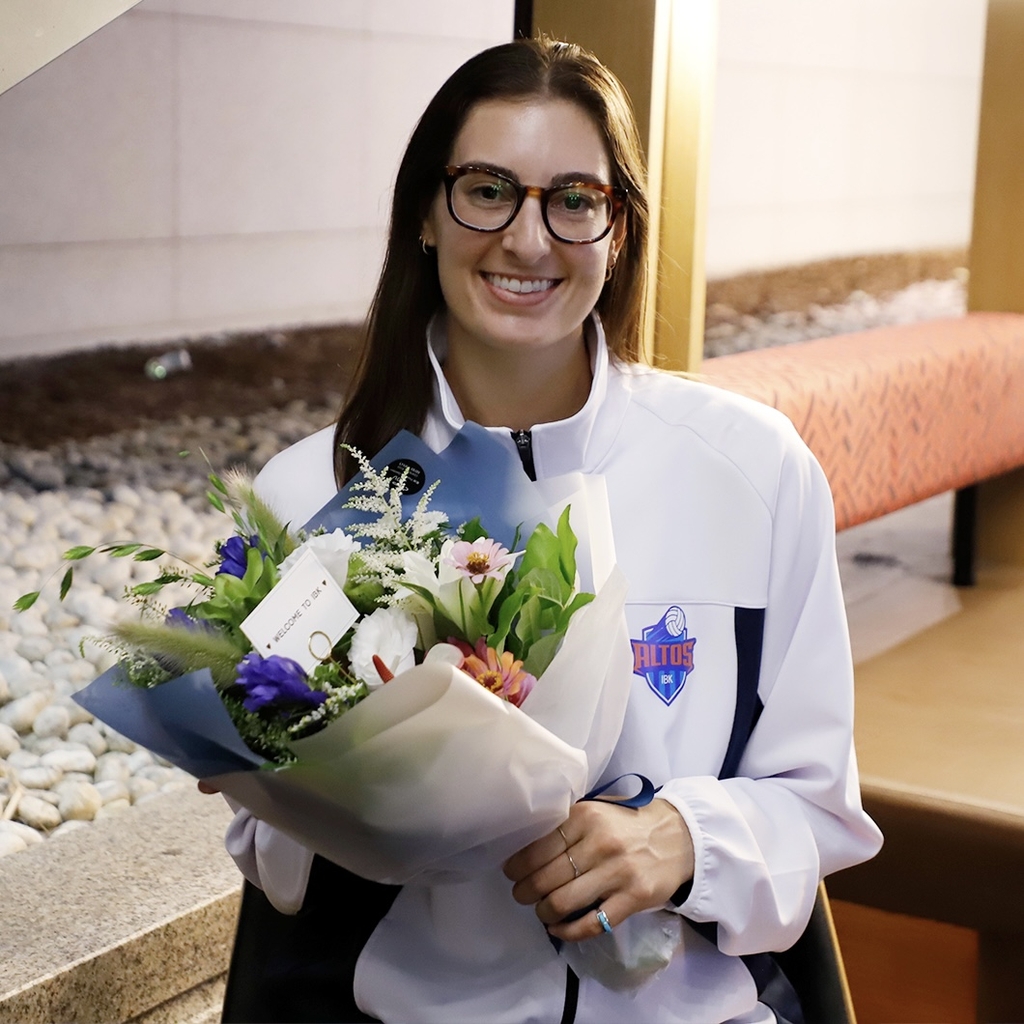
top-left (460, 638), bottom-right (536, 708)
top-left (445, 538), bottom-right (515, 584)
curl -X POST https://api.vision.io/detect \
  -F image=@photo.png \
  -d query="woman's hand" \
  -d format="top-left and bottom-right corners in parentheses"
top-left (503, 798), bottom-right (695, 942)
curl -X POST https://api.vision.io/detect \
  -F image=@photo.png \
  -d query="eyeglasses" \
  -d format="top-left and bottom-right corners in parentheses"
top-left (442, 164), bottom-right (627, 244)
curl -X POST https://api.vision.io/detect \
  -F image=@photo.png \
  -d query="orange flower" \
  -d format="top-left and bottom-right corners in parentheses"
top-left (460, 639), bottom-right (536, 707)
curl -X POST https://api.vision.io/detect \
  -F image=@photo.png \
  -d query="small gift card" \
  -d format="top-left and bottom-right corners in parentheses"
top-left (240, 549), bottom-right (358, 674)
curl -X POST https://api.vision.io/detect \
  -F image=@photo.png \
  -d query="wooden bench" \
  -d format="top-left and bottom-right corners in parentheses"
top-left (703, 311), bottom-right (1024, 1022)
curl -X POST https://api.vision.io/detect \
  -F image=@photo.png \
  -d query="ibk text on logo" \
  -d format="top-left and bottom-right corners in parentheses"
top-left (631, 606), bottom-right (696, 706)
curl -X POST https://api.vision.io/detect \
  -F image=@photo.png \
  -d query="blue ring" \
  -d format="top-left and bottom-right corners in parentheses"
top-left (596, 908), bottom-right (613, 934)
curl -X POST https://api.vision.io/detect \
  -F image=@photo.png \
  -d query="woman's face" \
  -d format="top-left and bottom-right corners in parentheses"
top-left (421, 97), bottom-right (624, 363)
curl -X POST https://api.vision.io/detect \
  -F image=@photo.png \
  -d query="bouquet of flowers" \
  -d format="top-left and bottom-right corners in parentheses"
top-left (17, 425), bottom-right (632, 884)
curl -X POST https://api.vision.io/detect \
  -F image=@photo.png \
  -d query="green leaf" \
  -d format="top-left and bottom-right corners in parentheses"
top-left (555, 505), bottom-right (578, 587)
top-left (518, 522), bottom-right (561, 581)
top-left (133, 548), bottom-right (164, 561)
top-left (63, 545), bottom-right (96, 561)
top-left (191, 572), bottom-right (215, 587)
top-left (59, 566), bottom-right (74, 601)
top-left (105, 543), bottom-right (142, 557)
top-left (458, 517), bottom-right (489, 543)
top-left (130, 581), bottom-right (165, 596)
top-left (13, 591), bottom-right (40, 611)
top-left (206, 491), bottom-right (226, 513)
top-left (522, 630), bottom-right (564, 678)
top-left (209, 472), bottom-right (229, 495)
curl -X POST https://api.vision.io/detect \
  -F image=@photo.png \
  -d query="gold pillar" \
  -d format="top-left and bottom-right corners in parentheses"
top-left (530, 0), bottom-right (717, 372)
top-left (968, 1), bottom-right (1024, 567)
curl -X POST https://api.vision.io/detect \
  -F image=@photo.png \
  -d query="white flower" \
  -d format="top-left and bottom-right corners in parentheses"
top-left (278, 529), bottom-right (360, 589)
top-left (349, 606), bottom-right (418, 689)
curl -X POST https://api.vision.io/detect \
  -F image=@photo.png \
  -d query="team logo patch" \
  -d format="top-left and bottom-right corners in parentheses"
top-left (631, 606), bottom-right (696, 706)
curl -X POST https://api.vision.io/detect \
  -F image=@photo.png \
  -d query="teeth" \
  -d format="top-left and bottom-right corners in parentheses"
top-left (486, 274), bottom-right (555, 294)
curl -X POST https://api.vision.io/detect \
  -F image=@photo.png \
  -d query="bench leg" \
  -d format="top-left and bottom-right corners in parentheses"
top-left (952, 485), bottom-right (977, 587)
top-left (977, 930), bottom-right (1024, 1023)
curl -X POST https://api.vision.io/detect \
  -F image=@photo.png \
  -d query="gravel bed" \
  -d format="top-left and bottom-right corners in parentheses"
top-left (704, 277), bottom-right (965, 357)
top-left (0, 401), bottom-right (335, 855)
top-left (0, 279), bottom-right (965, 855)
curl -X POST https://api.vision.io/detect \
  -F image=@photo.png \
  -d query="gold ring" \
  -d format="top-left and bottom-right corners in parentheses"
top-left (307, 630), bottom-right (333, 662)
top-left (566, 850), bottom-right (581, 879)
top-left (557, 825), bottom-right (569, 850)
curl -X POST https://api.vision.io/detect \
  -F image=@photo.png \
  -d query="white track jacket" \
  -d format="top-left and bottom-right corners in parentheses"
top-left (229, 316), bottom-right (882, 1023)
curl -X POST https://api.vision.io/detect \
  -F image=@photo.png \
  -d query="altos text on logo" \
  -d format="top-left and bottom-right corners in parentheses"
top-left (631, 606), bottom-right (696, 706)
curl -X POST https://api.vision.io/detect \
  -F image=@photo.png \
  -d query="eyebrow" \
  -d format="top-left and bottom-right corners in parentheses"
top-left (465, 162), bottom-right (610, 186)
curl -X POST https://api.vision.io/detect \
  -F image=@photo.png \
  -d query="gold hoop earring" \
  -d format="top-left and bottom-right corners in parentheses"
top-left (605, 257), bottom-right (618, 281)
top-left (420, 237), bottom-right (435, 256)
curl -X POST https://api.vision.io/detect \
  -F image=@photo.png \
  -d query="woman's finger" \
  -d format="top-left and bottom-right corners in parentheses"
top-left (197, 779), bottom-right (220, 795)
top-left (503, 822), bottom-right (574, 883)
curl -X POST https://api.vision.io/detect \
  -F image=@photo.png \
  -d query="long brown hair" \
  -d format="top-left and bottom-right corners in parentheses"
top-left (334, 37), bottom-right (649, 483)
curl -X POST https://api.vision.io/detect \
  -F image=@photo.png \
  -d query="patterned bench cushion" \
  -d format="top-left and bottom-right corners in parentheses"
top-left (702, 312), bottom-right (1024, 530)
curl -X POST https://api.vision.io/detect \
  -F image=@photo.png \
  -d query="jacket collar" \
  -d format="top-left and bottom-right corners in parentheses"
top-left (424, 312), bottom-right (623, 478)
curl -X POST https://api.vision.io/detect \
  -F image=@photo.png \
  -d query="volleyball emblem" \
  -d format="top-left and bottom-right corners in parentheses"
top-left (630, 605), bottom-right (697, 705)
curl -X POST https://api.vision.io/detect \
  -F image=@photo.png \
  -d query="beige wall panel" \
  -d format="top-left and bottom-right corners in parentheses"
top-left (968, 0), bottom-right (1024, 313)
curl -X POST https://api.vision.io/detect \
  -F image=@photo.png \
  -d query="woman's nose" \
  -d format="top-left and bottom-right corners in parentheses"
top-left (501, 195), bottom-right (551, 263)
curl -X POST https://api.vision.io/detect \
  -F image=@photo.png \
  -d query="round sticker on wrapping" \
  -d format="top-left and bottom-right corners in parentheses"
top-left (384, 459), bottom-right (426, 495)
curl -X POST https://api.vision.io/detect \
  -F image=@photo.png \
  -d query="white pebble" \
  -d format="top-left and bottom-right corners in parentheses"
top-left (126, 749), bottom-right (155, 773)
top-left (15, 636), bottom-right (51, 662)
top-left (50, 819), bottom-right (90, 839)
top-left (136, 765), bottom-right (175, 785)
top-left (33, 735), bottom-right (66, 755)
top-left (57, 781), bottom-right (103, 821)
top-left (94, 780), bottom-right (131, 804)
top-left (0, 653), bottom-right (34, 685)
top-left (56, 696), bottom-right (94, 727)
top-left (100, 726), bottom-right (136, 754)
top-left (15, 794), bottom-right (62, 830)
top-left (0, 832), bottom-right (28, 857)
top-left (0, 722), bottom-right (20, 758)
top-left (127, 777), bottom-right (158, 801)
top-left (0, 691), bottom-right (50, 733)
top-left (0, 673), bottom-right (9, 705)
top-left (14, 765), bottom-right (63, 789)
top-left (94, 751), bottom-right (131, 784)
top-left (9, 674), bottom-right (54, 700)
top-left (67, 721), bottom-right (106, 756)
top-left (33, 704), bottom-right (70, 740)
top-left (41, 744), bottom-right (97, 774)
top-left (5, 749), bottom-right (40, 770)
top-left (94, 799), bottom-right (132, 819)
top-left (25, 788), bottom-right (60, 806)
top-left (0, 820), bottom-right (43, 846)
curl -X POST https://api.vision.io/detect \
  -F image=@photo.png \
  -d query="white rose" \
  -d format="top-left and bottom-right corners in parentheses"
top-left (349, 606), bottom-right (418, 689)
top-left (278, 529), bottom-right (360, 589)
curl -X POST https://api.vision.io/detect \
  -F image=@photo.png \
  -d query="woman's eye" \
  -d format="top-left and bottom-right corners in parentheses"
top-left (466, 178), bottom-right (513, 203)
top-left (552, 189), bottom-right (599, 215)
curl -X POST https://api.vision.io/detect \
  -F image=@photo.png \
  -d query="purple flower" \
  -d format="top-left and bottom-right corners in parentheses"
top-left (218, 535), bottom-right (262, 578)
top-left (235, 653), bottom-right (327, 713)
top-left (165, 607), bottom-right (213, 631)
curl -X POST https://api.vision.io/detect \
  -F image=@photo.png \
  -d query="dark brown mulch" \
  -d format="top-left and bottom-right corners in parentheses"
top-left (0, 324), bottom-right (365, 448)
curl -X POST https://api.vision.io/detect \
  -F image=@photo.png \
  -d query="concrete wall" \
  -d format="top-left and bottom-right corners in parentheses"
top-left (706, 0), bottom-right (988, 276)
top-left (0, 0), bottom-right (514, 359)
top-left (0, 0), bottom-right (989, 359)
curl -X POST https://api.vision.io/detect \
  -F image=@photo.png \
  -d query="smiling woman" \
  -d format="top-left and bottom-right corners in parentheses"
top-left (221, 36), bottom-right (881, 1024)
top-left (420, 97), bottom-right (624, 429)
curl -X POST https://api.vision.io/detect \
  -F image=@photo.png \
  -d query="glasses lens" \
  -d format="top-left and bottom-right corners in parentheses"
top-left (546, 185), bottom-right (613, 242)
top-left (450, 171), bottom-right (519, 230)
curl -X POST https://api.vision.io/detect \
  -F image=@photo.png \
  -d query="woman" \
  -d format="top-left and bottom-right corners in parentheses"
top-left (224, 37), bottom-right (881, 1024)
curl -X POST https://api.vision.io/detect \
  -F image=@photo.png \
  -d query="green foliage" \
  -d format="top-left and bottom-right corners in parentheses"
top-left (110, 619), bottom-right (248, 688)
top-left (485, 505), bottom-right (593, 673)
top-left (192, 546), bottom-right (279, 635)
